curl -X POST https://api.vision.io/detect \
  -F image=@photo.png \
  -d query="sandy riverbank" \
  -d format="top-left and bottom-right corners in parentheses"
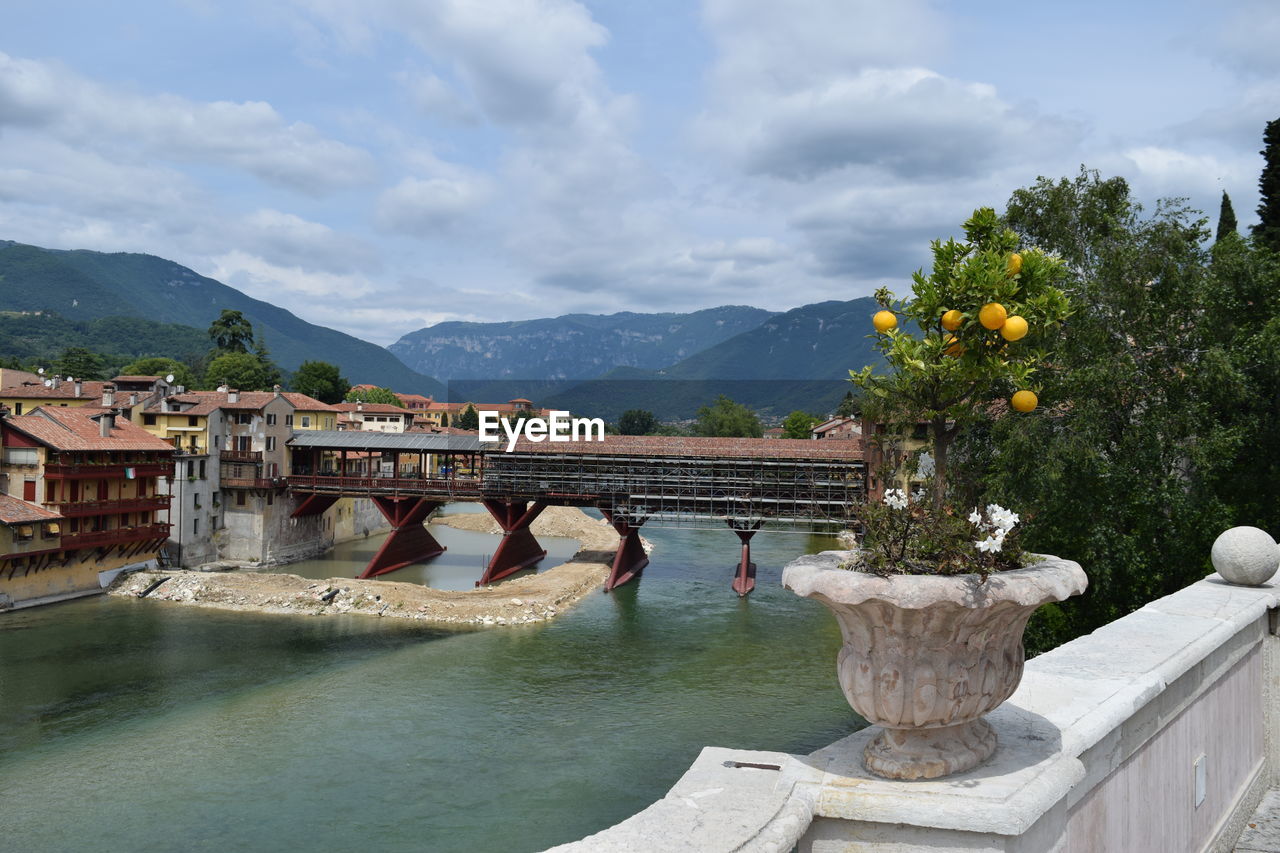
top-left (109, 506), bottom-right (631, 628)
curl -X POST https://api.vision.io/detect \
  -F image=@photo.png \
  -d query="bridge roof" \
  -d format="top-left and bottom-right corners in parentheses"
top-left (503, 435), bottom-right (863, 461)
top-left (287, 430), bottom-right (482, 452)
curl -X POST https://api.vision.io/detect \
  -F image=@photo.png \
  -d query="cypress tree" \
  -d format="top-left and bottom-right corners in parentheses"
top-left (1216, 190), bottom-right (1238, 242)
top-left (1253, 117), bottom-right (1280, 252)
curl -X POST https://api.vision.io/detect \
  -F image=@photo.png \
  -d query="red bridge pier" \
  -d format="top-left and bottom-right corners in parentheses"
top-left (477, 499), bottom-right (548, 586)
top-left (600, 509), bottom-right (649, 591)
top-left (359, 496), bottom-right (446, 579)
top-left (728, 519), bottom-right (764, 596)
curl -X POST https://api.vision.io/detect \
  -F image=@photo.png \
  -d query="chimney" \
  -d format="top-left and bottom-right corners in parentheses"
top-left (129, 393), bottom-right (139, 406)
top-left (51, 375), bottom-right (61, 389)
top-left (175, 385), bottom-right (185, 394)
top-left (273, 384), bottom-right (282, 398)
top-left (356, 402), bottom-right (363, 412)
top-left (227, 389), bottom-right (239, 404)
top-left (99, 411), bottom-right (116, 438)
top-left (74, 379), bottom-right (83, 398)
top-left (101, 384), bottom-right (116, 407)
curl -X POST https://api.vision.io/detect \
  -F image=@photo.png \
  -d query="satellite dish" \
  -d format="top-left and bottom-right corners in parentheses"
top-left (44, 379), bottom-right (52, 387)
top-left (165, 374), bottom-right (176, 383)
top-left (37, 368), bottom-right (44, 375)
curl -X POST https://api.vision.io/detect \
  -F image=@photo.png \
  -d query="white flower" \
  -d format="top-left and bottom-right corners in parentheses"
top-left (975, 535), bottom-right (1004, 554)
top-left (968, 509), bottom-right (982, 525)
top-left (883, 489), bottom-right (908, 510)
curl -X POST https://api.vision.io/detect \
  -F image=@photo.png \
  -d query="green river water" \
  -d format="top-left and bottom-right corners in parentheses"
top-left (0, 508), bottom-right (862, 852)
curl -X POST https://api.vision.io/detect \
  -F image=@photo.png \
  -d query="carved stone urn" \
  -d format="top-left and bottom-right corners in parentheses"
top-left (782, 551), bottom-right (1087, 780)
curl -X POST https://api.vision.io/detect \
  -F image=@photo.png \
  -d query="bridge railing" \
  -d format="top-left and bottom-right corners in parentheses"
top-left (287, 473), bottom-right (483, 498)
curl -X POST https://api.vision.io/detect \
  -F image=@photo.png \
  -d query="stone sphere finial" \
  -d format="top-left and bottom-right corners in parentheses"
top-left (1210, 526), bottom-right (1279, 586)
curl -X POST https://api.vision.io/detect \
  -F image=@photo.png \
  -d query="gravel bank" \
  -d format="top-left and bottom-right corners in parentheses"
top-left (109, 506), bottom-right (633, 628)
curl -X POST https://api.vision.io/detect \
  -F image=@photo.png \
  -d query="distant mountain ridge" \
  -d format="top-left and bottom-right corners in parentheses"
top-left (0, 241), bottom-right (444, 396)
top-left (535, 298), bottom-right (885, 420)
top-left (388, 306), bottom-right (774, 382)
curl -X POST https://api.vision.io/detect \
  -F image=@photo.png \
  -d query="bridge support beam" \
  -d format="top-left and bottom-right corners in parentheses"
top-left (290, 493), bottom-right (338, 518)
top-left (359, 496), bottom-right (446, 579)
top-left (600, 509), bottom-right (649, 591)
top-left (728, 519), bottom-right (764, 596)
top-left (477, 499), bottom-right (548, 586)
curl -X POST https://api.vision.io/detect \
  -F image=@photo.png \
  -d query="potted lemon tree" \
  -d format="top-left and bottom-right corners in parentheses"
top-left (783, 207), bottom-right (1087, 780)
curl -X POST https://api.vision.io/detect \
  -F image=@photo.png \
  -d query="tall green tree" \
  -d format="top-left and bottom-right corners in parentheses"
top-left (456, 404), bottom-right (480, 431)
top-left (205, 351), bottom-right (275, 391)
top-left (835, 390), bottom-right (860, 418)
top-left (52, 346), bottom-right (104, 380)
top-left (782, 410), bottom-right (823, 438)
top-left (208, 310), bottom-right (255, 353)
top-left (617, 409), bottom-right (658, 435)
top-left (1254, 117), bottom-right (1280, 252)
top-left (292, 361), bottom-right (349, 404)
top-left (344, 386), bottom-right (402, 406)
top-left (693, 395), bottom-right (762, 437)
top-left (250, 332), bottom-right (282, 389)
top-left (1216, 190), bottom-right (1238, 242)
top-left (119, 356), bottom-right (197, 389)
top-left (963, 168), bottom-right (1253, 652)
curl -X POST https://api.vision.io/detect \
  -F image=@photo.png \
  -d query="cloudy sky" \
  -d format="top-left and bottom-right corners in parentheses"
top-left (2, 1), bottom-right (1277, 345)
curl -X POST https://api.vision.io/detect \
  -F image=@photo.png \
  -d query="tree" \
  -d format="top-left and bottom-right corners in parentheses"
top-left (835, 390), bottom-right (860, 418)
top-left (617, 409), bottom-right (658, 435)
top-left (1216, 190), bottom-right (1238, 242)
top-left (251, 332), bottom-right (282, 389)
top-left (344, 386), bottom-right (402, 406)
top-left (693, 395), bottom-right (762, 437)
top-left (292, 361), bottom-right (349, 404)
top-left (119, 357), bottom-right (197, 389)
top-left (52, 346), bottom-right (104, 380)
top-left (1254, 117), bottom-right (1280, 252)
top-left (782, 410), bottom-right (823, 438)
top-left (852, 207), bottom-right (1071, 509)
top-left (455, 404), bottom-right (479, 431)
top-left (963, 167), bottom-right (1262, 651)
top-left (205, 351), bottom-right (276, 391)
top-left (208, 310), bottom-right (255, 354)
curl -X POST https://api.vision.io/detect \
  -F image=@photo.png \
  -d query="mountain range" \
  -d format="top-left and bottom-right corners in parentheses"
top-left (388, 306), bottom-right (774, 382)
top-left (0, 240), bottom-right (884, 417)
top-left (0, 241), bottom-right (444, 396)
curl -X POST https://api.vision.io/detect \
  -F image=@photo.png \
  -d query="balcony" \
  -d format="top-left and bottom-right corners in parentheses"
top-left (43, 463), bottom-right (174, 480)
top-left (220, 449), bottom-right (263, 463)
top-left (61, 524), bottom-right (170, 549)
top-left (221, 477), bottom-right (287, 490)
top-left (47, 497), bottom-right (172, 518)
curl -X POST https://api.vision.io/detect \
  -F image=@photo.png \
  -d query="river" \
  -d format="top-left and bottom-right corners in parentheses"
top-left (0, 508), bottom-right (862, 852)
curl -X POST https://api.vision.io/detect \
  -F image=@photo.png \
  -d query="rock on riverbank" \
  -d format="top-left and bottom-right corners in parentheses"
top-left (109, 506), bottom-right (630, 628)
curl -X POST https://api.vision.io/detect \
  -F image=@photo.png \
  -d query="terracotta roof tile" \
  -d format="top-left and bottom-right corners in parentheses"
top-left (0, 494), bottom-right (62, 524)
top-left (7, 407), bottom-right (177, 452)
top-left (111, 375), bottom-right (162, 383)
top-left (0, 380), bottom-right (108, 400)
top-left (332, 403), bottom-right (410, 414)
top-left (504, 434), bottom-right (863, 460)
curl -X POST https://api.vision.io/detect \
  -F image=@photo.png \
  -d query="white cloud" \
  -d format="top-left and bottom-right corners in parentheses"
top-left (0, 51), bottom-right (375, 193)
top-left (209, 250), bottom-right (377, 300)
top-left (376, 175), bottom-right (493, 235)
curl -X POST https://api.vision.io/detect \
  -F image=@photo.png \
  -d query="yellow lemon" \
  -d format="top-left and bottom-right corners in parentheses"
top-left (1007, 253), bottom-right (1023, 276)
top-left (941, 309), bottom-right (963, 331)
top-left (943, 336), bottom-right (965, 357)
top-left (979, 302), bottom-right (1007, 330)
top-left (873, 310), bottom-right (898, 333)
top-left (1000, 315), bottom-right (1028, 341)
top-left (1011, 390), bottom-right (1038, 412)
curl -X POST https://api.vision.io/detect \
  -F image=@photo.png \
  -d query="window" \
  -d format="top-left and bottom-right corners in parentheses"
top-left (189, 415), bottom-right (199, 427)
top-left (266, 413), bottom-right (276, 425)
top-left (285, 415), bottom-right (293, 427)
top-left (193, 517), bottom-right (200, 535)
top-left (210, 515), bottom-right (218, 530)
top-left (143, 414), bottom-right (156, 425)
top-left (266, 437), bottom-right (276, 452)
top-left (193, 493), bottom-right (201, 509)
top-left (301, 415), bottom-right (311, 428)
top-left (16, 525), bottom-right (33, 541)
top-left (266, 490), bottom-right (273, 506)
top-left (13, 403), bottom-right (22, 415)
top-left (236, 491), bottom-right (246, 506)
top-left (186, 461), bottom-right (194, 478)
top-left (43, 522), bottom-right (60, 539)
top-left (3, 448), bottom-right (38, 466)
top-left (237, 413), bottom-right (252, 425)
top-left (213, 435), bottom-right (219, 448)
top-left (199, 460), bottom-right (206, 479)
